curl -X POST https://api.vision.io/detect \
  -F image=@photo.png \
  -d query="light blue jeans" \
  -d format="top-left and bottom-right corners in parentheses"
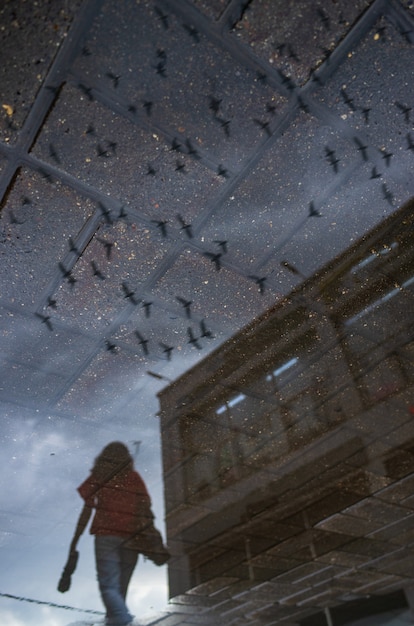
top-left (94, 535), bottom-right (138, 626)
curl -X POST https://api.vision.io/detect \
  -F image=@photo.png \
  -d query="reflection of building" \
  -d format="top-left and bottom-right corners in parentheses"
top-left (158, 200), bottom-right (414, 624)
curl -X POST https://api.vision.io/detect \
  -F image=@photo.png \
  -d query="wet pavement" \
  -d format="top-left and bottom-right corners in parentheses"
top-left (0, 0), bottom-right (414, 625)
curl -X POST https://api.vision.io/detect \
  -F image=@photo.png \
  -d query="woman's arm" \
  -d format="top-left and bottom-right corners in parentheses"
top-left (70, 504), bottom-right (93, 552)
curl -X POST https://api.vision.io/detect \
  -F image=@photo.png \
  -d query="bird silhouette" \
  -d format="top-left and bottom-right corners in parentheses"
top-left (171, 137), bottom-right (181, 152)
top-left (249, 275), bottom-right (267, 294)
top-left (98, 202), bottom-right (113, 224)
top-left (91, 261), bottom-right (105, 280)
top-left (380, 148), bottom-right (393, 167)
top-left (142, 100), bottom-right (153, 117)
top-left (183, 23), bottom-right (200, 42)
top-left (185, 138), bottom-right (200, 159)
top-left (121, 282), bottom-right (139, 305)
top-left (175, 160), bottom-right (186, 173)
top-left (361, 107), bottom-right (371, 124)
top-left (105, 340), bottom-right (117, 353)
top-left (324, 146), bottom-right (340, 173)
top-left (253, 118), bottom-right (271, 137)
top-left (176, 214), bottom-right (193, 238)
top-left (176, 296), bottom-right (192, 318)
top-left (340, 88), bottom-right (355, 111)
top-left (382, 183), bottom-right (393, 206)
top-left (154, 6), bottom-right (169, 29)
top-left (96, 237), bottom-right (114, 259)
top-left (309, 201), bottom-right (321, 217)
top-left (35, 312), bottom-right (53, 331)
top-left (200, 319), bottom-right (214, 338)
top-left (159, 342), bottom-right (173, 360)
top-left (135, 330), bottom-right (149, 355)
top-left (151, 219), bottom-right (168, 238)
top-left (217, 164), bottom-right (229, 178)
top-left (9, 210), bottom-right (24, 225)
top-left (353, 137), bottom-right (369, 161)
top-left (142, 301), bottom-right (153, 318)
top-left (58, 262), bottom-right (76, 286)
top-left (49, 143), bottom-right (61, 164)
top-left (187, 327), bottom-right (202, 349)
top-left (204, 252), bottom-right (222, 271)
top-left (209, 96), bottom-right (222, 115)
top-left (106, 72), bottom-right (121, 88)
top-left (395, 101), bottom-right (411, 123)
top-left (214, 240), bottom-right (228, 253)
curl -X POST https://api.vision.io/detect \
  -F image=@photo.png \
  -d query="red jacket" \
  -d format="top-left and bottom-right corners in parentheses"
top-left (78, 470), bottom-right (151, 537)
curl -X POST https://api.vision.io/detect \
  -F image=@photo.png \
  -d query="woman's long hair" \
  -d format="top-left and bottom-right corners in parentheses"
top-left (91, 441), bottom-right (133, 483)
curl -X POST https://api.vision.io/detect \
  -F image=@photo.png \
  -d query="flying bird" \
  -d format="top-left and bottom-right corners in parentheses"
top-left (151, 219), bottom-right (168, 238)
top-left (58, 262), bottom-right (76, 286)
top-left (249, 275), bottom-right (267, 294)
top-left (118, 205), bottom-right (128, 219)
top-left (159, 342), bottom-right (173, 360)
top-left (122, 282), bottom-right (139, 305)
top-left (361, 107), bottom-right (371, 124)
top-left (309, 201), bottom-right (321, 217)
top-left (106, 72), bottom-right (121, 88)
top-left (353, 137), bottom-right (369, 161)
top-left (215, 117), bottom-right (231, 137)
top-left (68, 237), bottom-right (81, 255)
top-left (35, 312), bottom-right (53, 331)
top-left (204, 252), bottom-right (222, 271)
top-left (142, 301), bottom-right (153, 318)
top-left (317, 7), bottom-right (330, 29)
top-left (155, 61), bottom-right (167, 78)
top-left (78, 83), bottom-right (94, 101)
top-left (176, 214), bottom-right (193, 238)
top-left (175, 160), bottom-right (186, 173)
top-left (324, 146), bottom-right (340, 173)
top-left (183, 23), bottom-right (200, 42)
top-left (187, 327), bottom-right (202, 349)
top-left (395, 101), bottom-right (411, 123)
top-left (200, 319), bottom-right (214, 338)
top-left (214, 240), bottom-right (228, 253)
top-left (142, 100), bottom-right (153, 117)
top-left (217, 164), bottom-right (229, 178)
top-left (49, 143), bottom-right (61, 164)
top-left (91, 261), bottom-right (105, 280)
top-left (253, 118), bottom-right (271, 137)
top-left (185, 138), bottom-right (200, 159)
top-left (154, 6), bottom-right (169, 29)
top-left (176, 296), bottom-right (192, 318)
top-left (379, 148), bottom-right (393, 167)
top-left (170, 137), bottom-right (181, 152)
top-left (340, 88), bottom-right (355, 111)
top-left (382, 183), bottom-right (393, 206)
top-left (96, 237), bottom-right (114, 259)
top-left (370, 166), bottom-right (381, 179)
top-left (98, 201), bottom-right (113, 224)
top-left (135, 330), bottom-right (149, 355)
top-left (9, 210), bottom-right (24, 225)
top-left (146, 163), bottom-right (156, 176)
top-left (209, 96), bottom-right (222, 115)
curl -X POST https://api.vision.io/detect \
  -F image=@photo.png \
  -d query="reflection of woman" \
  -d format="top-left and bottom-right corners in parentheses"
top-left (71, 442), bottom-right (152, 626)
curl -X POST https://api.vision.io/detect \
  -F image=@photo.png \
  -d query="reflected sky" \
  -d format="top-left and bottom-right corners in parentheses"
top-left (1, 0), bottom-right (414, 625)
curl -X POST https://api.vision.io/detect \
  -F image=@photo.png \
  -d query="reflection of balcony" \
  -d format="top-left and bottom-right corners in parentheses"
top-left (157, 199), bottom-right (414, 622)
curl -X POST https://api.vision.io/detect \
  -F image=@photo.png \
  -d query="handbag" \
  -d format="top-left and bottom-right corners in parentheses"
top-left (125, 520), bottom-right (170, 566)
top-left (57, 549), bottom-right (79, 592)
